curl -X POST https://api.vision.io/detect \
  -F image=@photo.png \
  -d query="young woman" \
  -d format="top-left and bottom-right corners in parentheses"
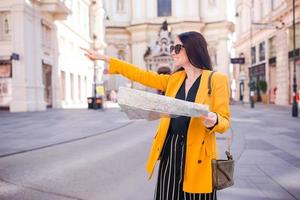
top-left (82, 31), bottom-right (230, 200)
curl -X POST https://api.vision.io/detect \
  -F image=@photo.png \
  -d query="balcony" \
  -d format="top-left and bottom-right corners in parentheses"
top-left (36, 0), bottom-right (71, 20)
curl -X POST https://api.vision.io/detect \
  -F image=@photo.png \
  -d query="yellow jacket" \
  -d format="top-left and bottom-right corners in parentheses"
top-left (109, 58), bottom-right (230, 193)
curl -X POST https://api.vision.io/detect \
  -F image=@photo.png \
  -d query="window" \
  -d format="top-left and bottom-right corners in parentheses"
top-left (259, 2), bottom-right (263, 20)
top-left (83, 5), bottom-right (88, 35)
top-left (271, 0), bottom-right (275, 10)
top-left (269, 37), bottom-right (276, 58)
top-left (70, 73), bottom-right (74, 101)
top-left (259, 42), bottom-right (265, 62)
top-left (288, 24), bottom-right (300, 51)
top-left (0, 60), bottom-right (12, 78)
top-left (251, 46), bottom-right (256, 64)
top-left (77, 1), bottom-right (81, 27)
top-left (158, 0), bottom-right (171, 17)
top-left (61, 71), bottom-right (66, 101)
top-left (0, 11), bottom-right (11, 41)
top-left (117, 0), bottom-right (125, 12)
top-left (0, 81), bottom-right (8, 95)
top-left (41, 21), bottom-right (52, 49)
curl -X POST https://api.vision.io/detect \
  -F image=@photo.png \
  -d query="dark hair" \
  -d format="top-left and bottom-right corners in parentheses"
top-left (176, 31), bottom-right (212, 71)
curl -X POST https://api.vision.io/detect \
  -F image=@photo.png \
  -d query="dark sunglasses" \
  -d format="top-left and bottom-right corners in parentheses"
top-left (170, 44), bottom-right (184, 54)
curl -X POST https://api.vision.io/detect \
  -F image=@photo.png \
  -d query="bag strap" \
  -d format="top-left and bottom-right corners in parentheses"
top-left (208, 71), bottom-right (216, 96)
top-left (207, 71), bottom-right (233, 160)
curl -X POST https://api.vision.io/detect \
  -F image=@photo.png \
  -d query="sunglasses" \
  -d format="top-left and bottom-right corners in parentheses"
top-left (170, 44), bottom-right (184, 54)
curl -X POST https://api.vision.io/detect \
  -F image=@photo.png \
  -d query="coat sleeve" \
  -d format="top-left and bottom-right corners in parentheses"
top-left (207, 73), bottom-right (230, 134)
top-left (108, 58), bottom-right (170, 91)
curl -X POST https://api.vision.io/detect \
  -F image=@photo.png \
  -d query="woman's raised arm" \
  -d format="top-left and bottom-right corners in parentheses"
top-left (81, 48), bottom-right (170, 91)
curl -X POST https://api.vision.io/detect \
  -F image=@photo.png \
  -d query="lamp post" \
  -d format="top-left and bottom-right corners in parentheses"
top-left (292, 0), bottom-right (298, 117)
top-left (249, 0), bottom-right (255, 108)
top-left (93, 34), bottom-right (98, 109)
top-left (238, 53), bottom-right (246, 104)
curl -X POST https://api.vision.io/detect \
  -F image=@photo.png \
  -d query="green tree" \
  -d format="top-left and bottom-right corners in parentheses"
top-left (258, 80), bottom-right (268, 94)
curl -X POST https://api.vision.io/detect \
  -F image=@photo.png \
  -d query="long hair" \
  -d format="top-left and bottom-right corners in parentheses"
top-left (174, 31), bottom-right (212, 72)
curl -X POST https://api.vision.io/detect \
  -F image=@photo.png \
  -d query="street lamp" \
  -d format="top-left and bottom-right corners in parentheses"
top-left (292, 0), bottom-right (298, 117)
top-left (249, 0), bottom-right (255, 108)
top-left (92, 34), bottom-right (98, 110)
top-left (238, 53), bottom-right (246, 104)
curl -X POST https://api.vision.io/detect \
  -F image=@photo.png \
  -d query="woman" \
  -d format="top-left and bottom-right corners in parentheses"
top-left (82, 31), bottom-right (230, 200)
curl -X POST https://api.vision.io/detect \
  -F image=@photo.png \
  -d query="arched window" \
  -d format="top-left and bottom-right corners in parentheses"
top-left (158, 0), bottom-right (171, 17)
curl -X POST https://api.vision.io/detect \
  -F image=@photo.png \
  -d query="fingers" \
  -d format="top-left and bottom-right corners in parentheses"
top-left (80, 47), bottom-right (91, 54)
top-left (203, 120), bottom-right (214, 127)
top-left (81, 47), bottom-right (97, 61)
top-left (81, 47), bottom-right (109, 62)
top-left (84, 53), bottom-right (96, 61)
top-left (202, 112), bottom-right (217, 128)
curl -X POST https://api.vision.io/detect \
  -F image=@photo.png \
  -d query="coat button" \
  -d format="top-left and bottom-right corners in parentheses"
top-left (202, 141), bottom-right (205, 145)
top-left (198, 160), bottom-right (202, 164)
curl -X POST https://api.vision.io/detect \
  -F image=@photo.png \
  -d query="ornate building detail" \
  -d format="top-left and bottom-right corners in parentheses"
top-left (144, 20), bottom-right (174, 75)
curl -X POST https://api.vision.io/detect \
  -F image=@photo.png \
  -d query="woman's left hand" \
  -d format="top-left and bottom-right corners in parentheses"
top-left (201, 112), bottom-right (218, 128)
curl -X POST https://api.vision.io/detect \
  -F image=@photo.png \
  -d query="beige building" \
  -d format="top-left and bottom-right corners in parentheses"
top-left (233, 0), bottom-right (300, 106)
top-left (0, 0), bottom-right (106, 112)
top-left (103, 0), bottom-right (234, 93)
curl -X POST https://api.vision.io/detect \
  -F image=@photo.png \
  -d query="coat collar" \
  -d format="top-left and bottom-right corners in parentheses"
top-left (169, 70), bottom-right (211, 105)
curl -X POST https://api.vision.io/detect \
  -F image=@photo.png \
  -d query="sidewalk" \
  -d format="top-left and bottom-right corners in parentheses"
top-left (217, 103), bottom-right (300, 200)
top-left (0, 107), bottom-right (131, 158)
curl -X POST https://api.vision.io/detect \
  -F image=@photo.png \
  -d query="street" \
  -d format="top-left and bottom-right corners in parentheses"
top-left (0, 104), bottom-right (300, 200)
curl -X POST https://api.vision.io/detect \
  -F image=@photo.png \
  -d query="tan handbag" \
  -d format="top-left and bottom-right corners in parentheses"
top-left (207, 71), bottom-right (235, 190)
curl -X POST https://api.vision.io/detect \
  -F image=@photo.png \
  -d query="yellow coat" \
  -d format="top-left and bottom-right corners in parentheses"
top-left (109, 58), bottom-right (230, 193)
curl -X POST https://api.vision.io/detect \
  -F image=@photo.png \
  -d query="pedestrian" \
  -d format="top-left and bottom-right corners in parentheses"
top-left (82, 31), bottom-right (230, 200)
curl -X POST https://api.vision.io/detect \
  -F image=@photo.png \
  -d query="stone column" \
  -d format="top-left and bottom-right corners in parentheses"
top-left (127, 24), bottom-right (149, 90)
top-left (217, 37), bottom-right (230, 76)
top-left (52, 24), bottom-right (61, 108)
top-left (33, 8), bottom-right (45, 111)
top-left (10, 3), bottom-right (43, 112)
top-left (275, 28), bottom-right (289, 105)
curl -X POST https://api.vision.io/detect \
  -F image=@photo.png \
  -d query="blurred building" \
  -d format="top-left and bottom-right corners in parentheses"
top-left (103, 0), bottom-right (234, 92)
top-left (0, 0), bottom-right (106, 112)
top-left (233, 0), bottom-right (300, 105)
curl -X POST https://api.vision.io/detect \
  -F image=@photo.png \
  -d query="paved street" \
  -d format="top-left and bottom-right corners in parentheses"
top-left (219, 103), bottom-right (300, 200)
top-left (0, 103), bottom-right (300, 200)
top-left (0, 108), bottom-right (157, 200)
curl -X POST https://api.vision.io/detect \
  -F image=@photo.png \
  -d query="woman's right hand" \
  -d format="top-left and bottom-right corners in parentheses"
top-left (80, 47), bottom-right (111, 63)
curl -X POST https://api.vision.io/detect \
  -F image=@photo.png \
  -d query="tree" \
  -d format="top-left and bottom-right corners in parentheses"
top-left (258, 80), bottom-right (267, 94)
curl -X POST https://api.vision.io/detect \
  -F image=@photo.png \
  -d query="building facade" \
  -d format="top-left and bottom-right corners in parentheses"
top-left (233, 0), bottom-right (300, 106)
top-left (103, 0), bottom-right (234, 93)
top-left (0, 0), bottom-right (106, 112)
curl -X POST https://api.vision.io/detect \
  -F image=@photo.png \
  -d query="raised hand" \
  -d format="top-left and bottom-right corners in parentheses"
top-left (80, 47), bottom-right (110, 62)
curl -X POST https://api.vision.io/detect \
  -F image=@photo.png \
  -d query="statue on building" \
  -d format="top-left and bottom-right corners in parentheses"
top-left (144, 20), bottom-right (174, 76)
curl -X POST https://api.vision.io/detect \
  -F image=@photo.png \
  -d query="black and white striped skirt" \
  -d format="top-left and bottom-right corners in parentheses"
top-left (154, 133), bottom-right (217, 200)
